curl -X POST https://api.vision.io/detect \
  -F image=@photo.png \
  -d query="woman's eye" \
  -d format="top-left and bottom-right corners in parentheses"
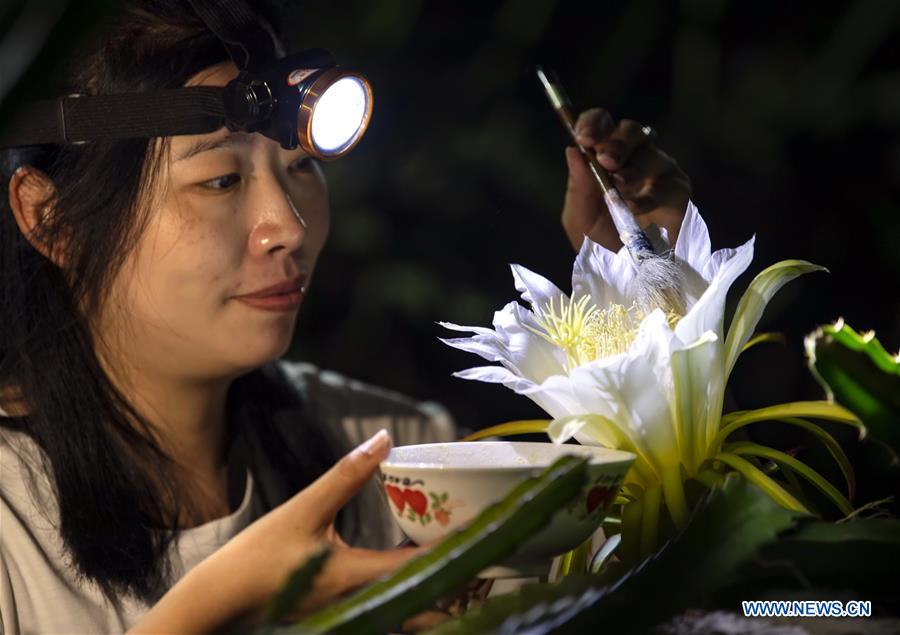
top-left (202, 173), bottom-right (241, 191)
top-left (289, 156), bottom-right (317, 172)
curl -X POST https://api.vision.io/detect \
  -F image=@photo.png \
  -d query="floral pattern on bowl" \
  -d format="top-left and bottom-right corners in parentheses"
top-left (383, 474), bottom-right (463, 526)
top-left (380, 442), bottom-right (635, 565)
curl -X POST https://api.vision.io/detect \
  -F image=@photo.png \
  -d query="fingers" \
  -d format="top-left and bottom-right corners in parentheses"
top-left (595, 119), bottom-right (650, 172)
top-left (400, 610), bottom-right (452, 633)
top-left (282, 545), bottom-right (423, 621)
top-left (562, 109), bottom-right (691, 252)
top-left (562, 146), bottom-right (617, 251)
top-left (323, 548), bottom-right (407, 598)
top-left (610, 145), bottom-right (679, 199)
top-left (573, 108), bottom-right (615, 147)
top-left (293, 429), bottom-right (393, 530)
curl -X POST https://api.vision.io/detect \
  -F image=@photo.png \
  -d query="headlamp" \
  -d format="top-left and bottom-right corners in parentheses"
top-left (222, 52), bottom-right (373, 159)
top-left (0, 0), bottom-right (373, 160)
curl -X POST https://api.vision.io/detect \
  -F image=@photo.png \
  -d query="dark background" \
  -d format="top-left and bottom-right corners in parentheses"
top-left (2, 0), bottom-right (899, 436)
top-left (282, 0), bottom-right (900, 434)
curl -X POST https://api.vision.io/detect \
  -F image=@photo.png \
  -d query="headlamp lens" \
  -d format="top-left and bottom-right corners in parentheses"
top-left (309, 76), bottom-right (370, 156)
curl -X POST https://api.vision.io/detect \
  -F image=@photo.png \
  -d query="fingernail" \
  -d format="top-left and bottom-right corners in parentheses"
top-left (357, 429), bottom-right (391, 457)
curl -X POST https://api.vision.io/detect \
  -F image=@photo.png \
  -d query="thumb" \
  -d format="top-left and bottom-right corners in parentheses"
top-left (294, 429), bottom-right (393, 531)
top-left (562, 146), bottom-right (607, 250)
top-left (564, 146), bottom-right (601, 200)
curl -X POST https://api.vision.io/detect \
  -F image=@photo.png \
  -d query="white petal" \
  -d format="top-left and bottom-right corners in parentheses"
top-left (572, 238), bottom-right (634, 308)
top-left (675, 236), bottom-right (755, 344)
top-left (548, 414), bottom-right (624, 448)
top-left (679, 263), bottom-right (711, 310)
top-left (567, 311), bottom-right (679, 472)
top-left (510, 263), bottom-right (564, 311)
top-left (723, 259), bottom-right (827, 377)
top-left (674, 201), bottom-right (712, 273)
top-left (438, 336), bottom-right (508, 364)
top-left (453, 365), bottom-right (527, 386)
top-left (670, 331), bottom-right (720, 473)
top-left (518, 373), bottom-right (587, 419)
top-left (437, 321), bottom-right (496, 337)
top-left (494, 301), bottom-right (568, 382)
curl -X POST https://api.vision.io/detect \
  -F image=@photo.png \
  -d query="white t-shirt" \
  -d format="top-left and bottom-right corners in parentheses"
top-left (0, 429), bottom-right (262, 633)
top-left (0, 361), bottom-right (456, 634)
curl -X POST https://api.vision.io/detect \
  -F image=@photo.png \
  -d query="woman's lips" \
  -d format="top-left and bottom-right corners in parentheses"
top-left (235, 288), bottom-right (304, 312)
top-left (234, 277), bottom-right (306, 312)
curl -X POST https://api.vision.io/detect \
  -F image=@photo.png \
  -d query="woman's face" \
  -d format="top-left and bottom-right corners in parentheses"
top-left (100, 61), bottom-right (329, 381)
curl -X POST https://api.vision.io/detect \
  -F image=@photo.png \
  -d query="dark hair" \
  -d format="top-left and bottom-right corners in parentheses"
top-left (0, 1), bottom-right (340, 605)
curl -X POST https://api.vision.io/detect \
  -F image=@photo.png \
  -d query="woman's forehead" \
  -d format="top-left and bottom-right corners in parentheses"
top-left (168, 61), bottom-right (258, 160)
top-left (185, 60), bottom-right (239, 88)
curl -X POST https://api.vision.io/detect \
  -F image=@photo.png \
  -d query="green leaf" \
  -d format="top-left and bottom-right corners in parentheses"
top-left (661, 465), bottom-right (690, 530)
top-left (427, 474), bottom-right (801, 634)
top-left (711, 452), bottom-right (808, 513)
top-left (461, 419), bottom-right (551, 441)
top-left (281, 455), bottom-right (589, 635)
top-left (718, 400), bottom-right (862, 432)
top-left (724, 259), bottom-right (826, 378)
top-left (558, 536), bottom-right (592, 577)
top-left (741, 331), bottom-right (786, 352)
top-left (713, 400), bottom-right (863, 456)
top-left (264, 548), bottom-right (331, 626)
top-left (639, 483), bottom-right (662, 558)
top-left (724, 441), bottom-right (853, 516)
top-left (713, 414), bottom-right (856, 500)
top-left (806, 321), bottom-right (900, 454)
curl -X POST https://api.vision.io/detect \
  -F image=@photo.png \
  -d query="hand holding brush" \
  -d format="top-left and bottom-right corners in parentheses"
top-left (539, 66), bottom-right (691, 316)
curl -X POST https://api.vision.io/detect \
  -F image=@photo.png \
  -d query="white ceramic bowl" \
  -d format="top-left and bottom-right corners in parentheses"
top-left (380, 442), bottom-right (635, 571)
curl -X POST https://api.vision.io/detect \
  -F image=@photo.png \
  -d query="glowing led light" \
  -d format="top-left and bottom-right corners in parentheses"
top-left (310, 77), bottom-right (368, 154)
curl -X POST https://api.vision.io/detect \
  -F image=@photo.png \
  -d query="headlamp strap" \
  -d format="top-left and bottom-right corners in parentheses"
top-left (188, 0), bottom-right (282, 71)
top-left (0, 87), bottom-right (224, 147)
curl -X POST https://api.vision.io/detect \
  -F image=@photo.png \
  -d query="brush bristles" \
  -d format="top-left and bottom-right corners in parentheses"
top-left (633, 255), bottom-right (686, 316)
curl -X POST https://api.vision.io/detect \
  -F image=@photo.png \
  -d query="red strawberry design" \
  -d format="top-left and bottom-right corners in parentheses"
top-left (385, 485), bottom-right (406, 513)
top-left (586, 486), bottom-right (614, 514)
top-left (404, 489), bottom-right (428, 516)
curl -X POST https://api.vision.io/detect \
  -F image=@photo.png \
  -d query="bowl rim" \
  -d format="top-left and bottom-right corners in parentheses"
top-left (380, 441), bottom-right (636, 472)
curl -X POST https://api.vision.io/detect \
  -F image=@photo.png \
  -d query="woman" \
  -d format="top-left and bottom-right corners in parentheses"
top-left (0, 2), bottom-right (690, 633)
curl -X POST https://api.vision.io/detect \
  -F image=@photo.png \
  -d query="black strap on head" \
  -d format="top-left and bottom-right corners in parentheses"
top-left (0, 0), bottom-right (285, 148)
top-left (188, 0), bottom-right (284, 72)
top-left (0, 88), bottom-right (225, 147)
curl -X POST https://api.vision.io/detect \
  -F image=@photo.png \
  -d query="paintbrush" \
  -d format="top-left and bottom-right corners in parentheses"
top-left (536, 66), bottom-right (685, 317)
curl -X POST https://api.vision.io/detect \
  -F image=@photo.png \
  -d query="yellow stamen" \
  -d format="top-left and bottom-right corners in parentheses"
top-left (527, 294), bottom-right (683, 372)
top-left (525, 295), bottom-right (596, 371)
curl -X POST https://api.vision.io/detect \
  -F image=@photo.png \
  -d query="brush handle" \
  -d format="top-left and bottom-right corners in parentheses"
top-left (537, 67), bottom-right (616, 196)
top-left (537, 66), bottom-right (655, 259)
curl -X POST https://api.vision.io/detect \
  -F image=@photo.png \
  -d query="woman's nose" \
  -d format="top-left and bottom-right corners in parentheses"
top-left (248, 187), bottom-right (307, 257)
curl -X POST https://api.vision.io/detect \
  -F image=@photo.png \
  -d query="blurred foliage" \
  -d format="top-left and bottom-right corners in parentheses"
top-left (279, 0), bottom-right (900, 434)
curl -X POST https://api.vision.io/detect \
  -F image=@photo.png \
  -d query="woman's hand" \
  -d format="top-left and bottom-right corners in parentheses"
top-left (560, 108), bottom-right (692, 252)
top-left (130, 429), bottom-right (424, 633)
